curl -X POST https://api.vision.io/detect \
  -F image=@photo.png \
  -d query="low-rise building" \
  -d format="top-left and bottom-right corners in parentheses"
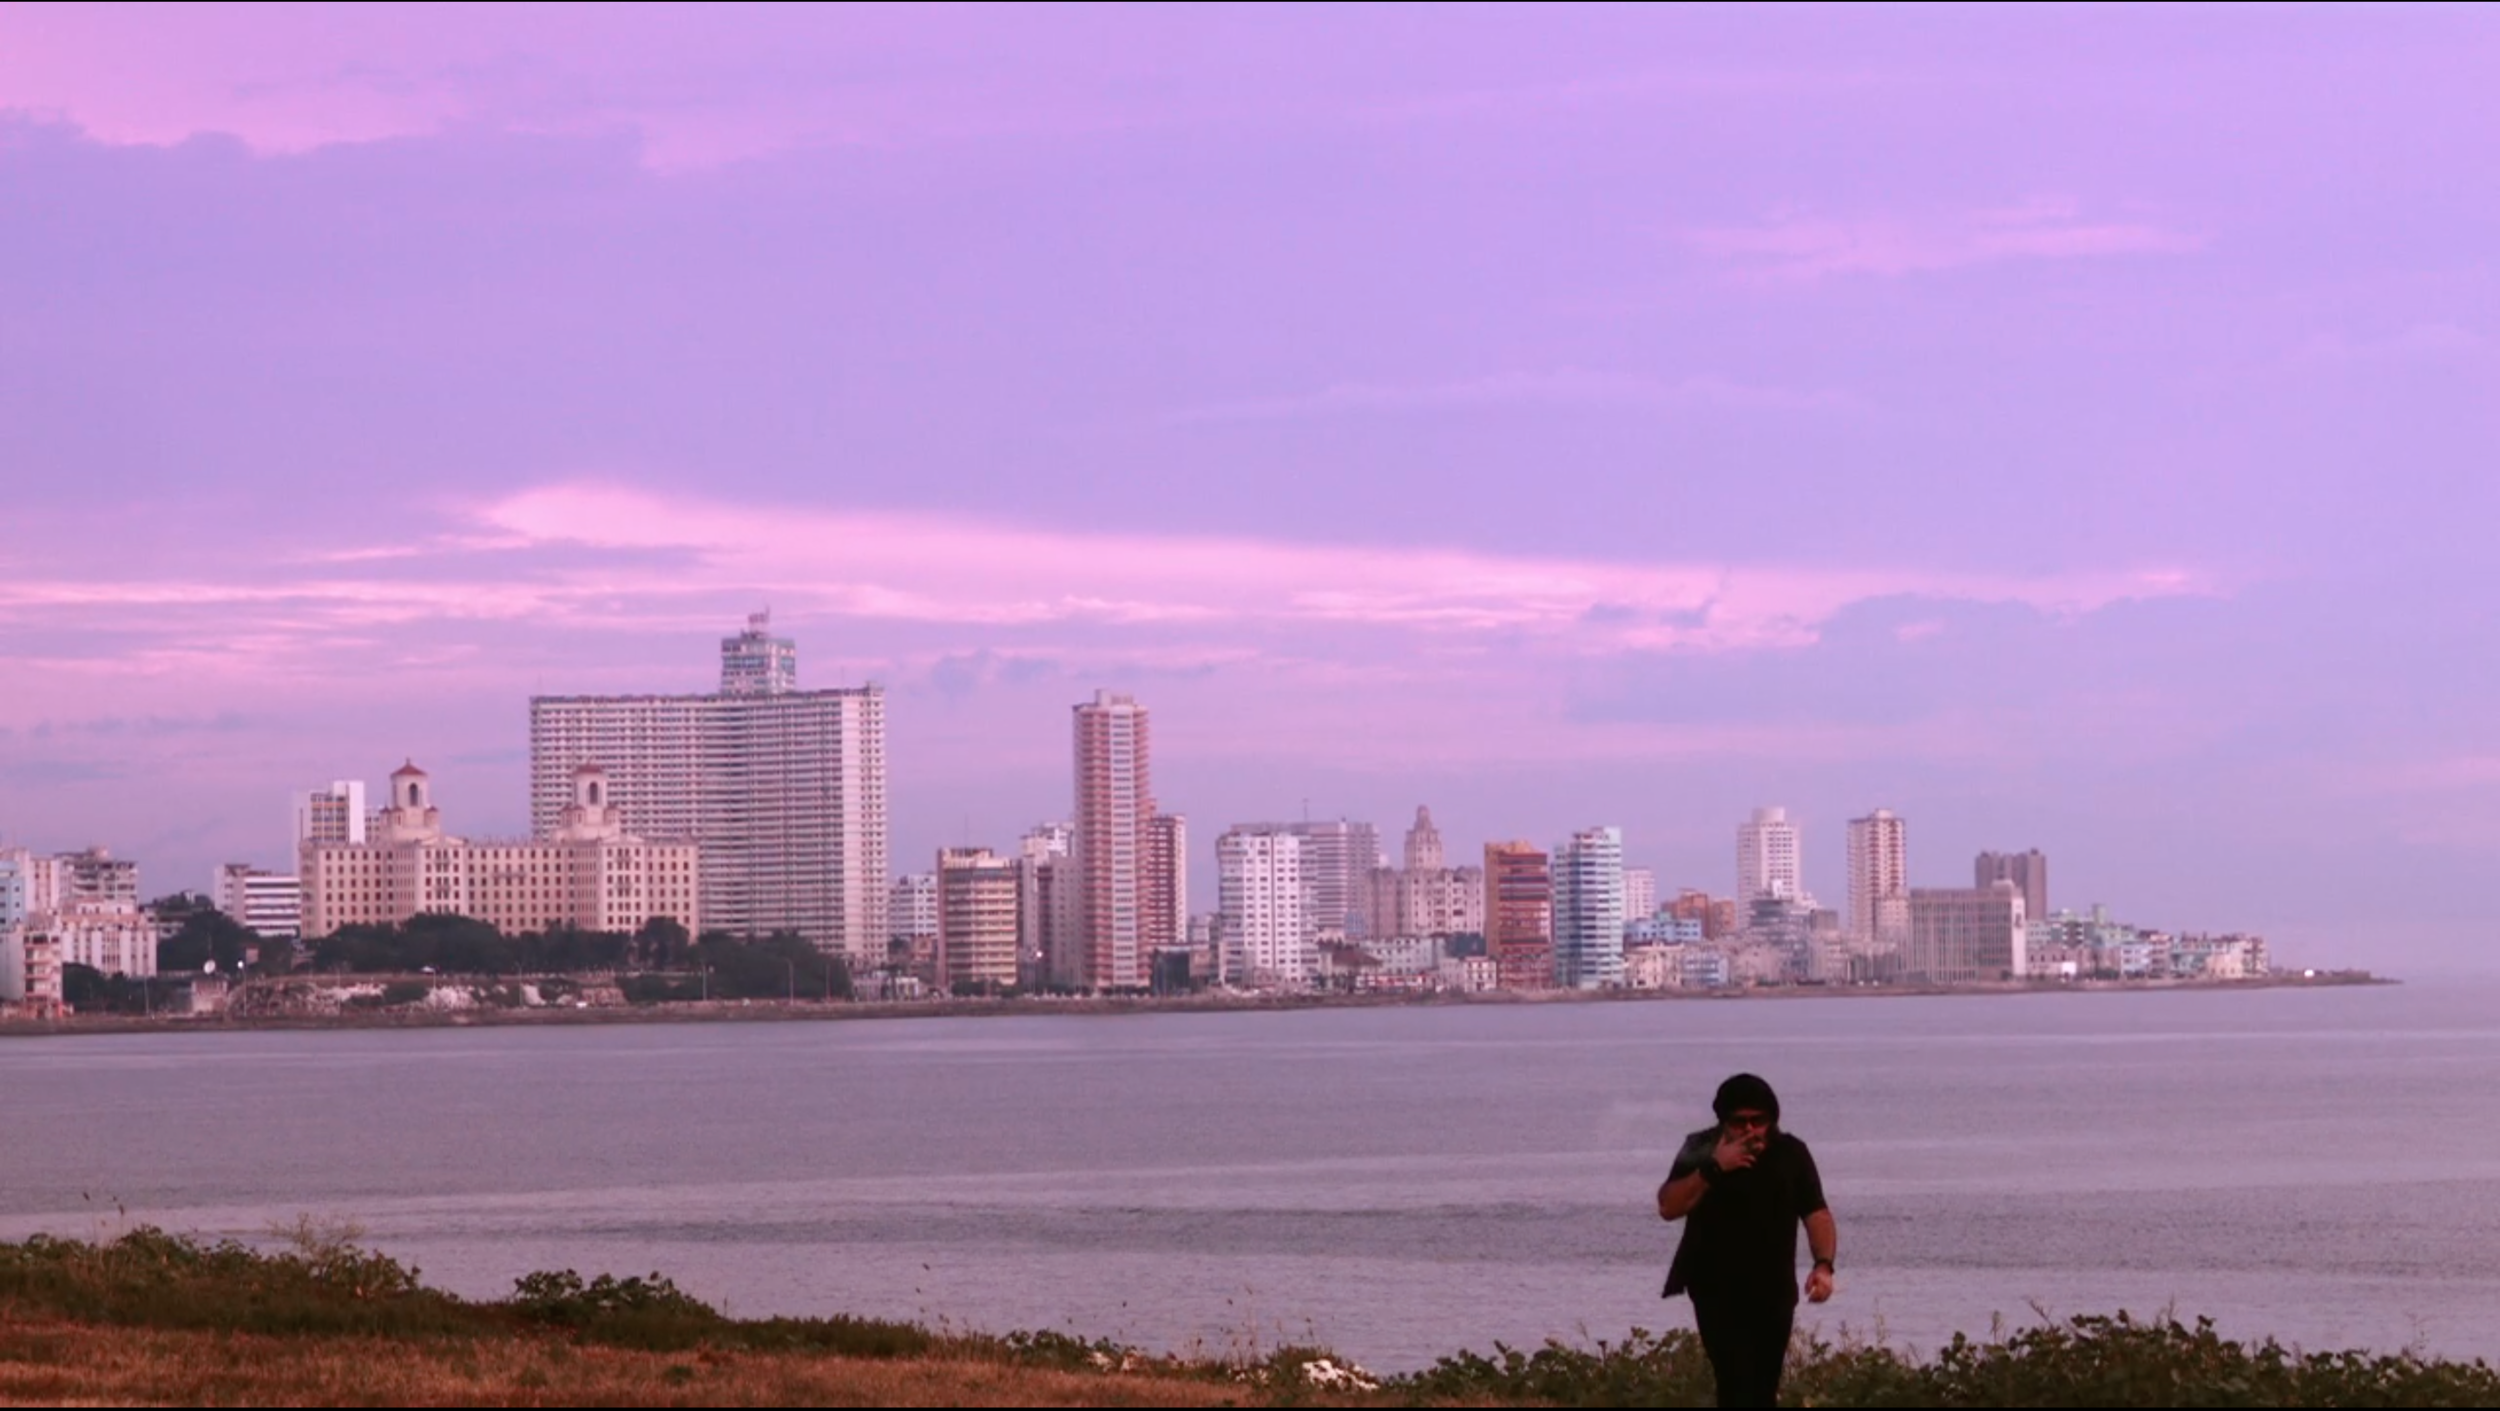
top-left (1623, 942), bottom-right (1681, 990)
top-left (212, 865), bottom-right (304, 939)
top-left (0, 930), bottom-right (64, 1016)
top-left (301, 762), bottom-right (698, 939)
top-left (935, 847), bottom-right (1019, 991)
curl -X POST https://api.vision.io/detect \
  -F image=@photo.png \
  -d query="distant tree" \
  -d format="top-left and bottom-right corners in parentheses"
top-left (252, 935), bottom-right (299, 976)
top-left (61, 962), bottom-right (113, 1010)
top-left (60, 963), bottom-right (178, 1014)
top-left (159, 909), bottom-right (253, 974)
top-left (633, 916), bottom-right (691, 968)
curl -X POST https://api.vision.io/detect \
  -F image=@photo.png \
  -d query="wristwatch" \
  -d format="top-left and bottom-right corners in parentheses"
top-left (1812, 1257), bottom-right (1835, 1273)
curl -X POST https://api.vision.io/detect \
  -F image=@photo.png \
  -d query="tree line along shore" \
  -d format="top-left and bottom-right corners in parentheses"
top-left (0, 1225), bottom-right (2488, 1407)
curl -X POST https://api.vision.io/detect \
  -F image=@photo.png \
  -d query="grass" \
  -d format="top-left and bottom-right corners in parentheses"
top-left (2, 1227), bottom-right (2497, 1406)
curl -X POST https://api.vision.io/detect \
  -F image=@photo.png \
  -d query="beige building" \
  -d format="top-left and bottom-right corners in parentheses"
top-left (935, 847), bottom-right (1020, 992)
top-left (301, 762), bottom-right (698, 939)
top-left (1845, 809), bottom-right (1909, 945)
top-left (1906, 883), bottom-right (2027, 985)
top-left (1366, 807), bottom-right (1487, 939)
top-left (0, 930), bottom-right (64, 1014)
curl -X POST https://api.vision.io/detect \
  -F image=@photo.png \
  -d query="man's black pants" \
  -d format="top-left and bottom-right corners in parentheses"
top-left (1691, 1292), bottom-right (1795, 1408)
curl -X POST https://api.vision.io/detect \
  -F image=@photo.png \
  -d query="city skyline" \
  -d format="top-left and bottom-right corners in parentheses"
top-left (5, 8), bottom-right (2498, 972)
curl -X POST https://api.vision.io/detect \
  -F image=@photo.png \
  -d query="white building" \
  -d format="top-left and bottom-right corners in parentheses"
top-left (528, 621), bottom-right (888, 960)
top-left (211, 864), bottom-right (303, 939)
top-left (1552, 825), bottom-right (1627, 989)
top-left (301, 763), bottom-right (699, 939)
top-left (1622, 867), bottom-right (1657, 927)
top-left (1845, 809), bottom-right (1909, 946)
top-left (1218, 826), bottom-right (1313, 988)
top-left (295, 780), bottom-right (368, 849)
top-left (1737, 807), bottom-right (1802, 904)
top-left (888, 872), bottom-right (938, 949)
top-left (1284, 820), bottom-right (1381, 937)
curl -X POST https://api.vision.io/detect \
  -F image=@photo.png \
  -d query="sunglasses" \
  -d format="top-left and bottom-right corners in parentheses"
top-left (1723, 1112), bottom-right (1773, 1130)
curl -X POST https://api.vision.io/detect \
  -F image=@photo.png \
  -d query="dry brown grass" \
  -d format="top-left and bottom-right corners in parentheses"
top-left (0, 1316), bottom-right (1279, 1408)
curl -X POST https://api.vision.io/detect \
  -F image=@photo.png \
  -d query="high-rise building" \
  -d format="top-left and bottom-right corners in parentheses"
top-left (935, 847), bottom-right (1019, 992)
top-left (1404, 807), bottom-right (1445, 872)
top-left (211, 864), bottom-right (303, 939)
top-left (1218, 826), bottom-right (1312, 987)
top-left (719, 611), bottom-right (797, 696)
top-left (1073, 690), bottom-right (1159, 991)
top-left (528, 623), bottom-right (888, 959)
top-left (1846, 809), bottom-right (1909, 945)
top-left (1551, 826), bottom-right (1627, 989)
top-left (301, 763), bottom-right (699, 939)
top-left (1285, 820), bottom-right (1381, 937)
top-left (1737, 807), bottom-right (1802, 904)
top-left (1975, 850), bottom-right (2049, 924)
top-left (1622, 867), bottom-right (1657, 925)
top-left (1146, 811), bottom-right (1188, 956)
top-left (1015, 822), bottom-right (1076, 990)
top-left (1907, 883), bottom-right (2028, 985)
top-left (1483, 841), bottom-right (1553, 990)
top-left (888, 873), bottom-right (938, 952)
top-left (295, 781), bottom-right (368, 850)
top-left (1377, 806), bottom-right (1484, 938)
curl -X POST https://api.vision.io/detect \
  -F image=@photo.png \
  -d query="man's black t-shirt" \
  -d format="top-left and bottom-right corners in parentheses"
top-left (1663, 1127), bottom-right (1828, 1306)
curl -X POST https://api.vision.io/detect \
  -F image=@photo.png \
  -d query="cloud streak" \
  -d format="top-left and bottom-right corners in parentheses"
top-left (0, 483), bottom-right (2216, 696)
top-left (1687, 197), bottom-right (2206, 280)
top-left (1166, 368), bottom-right (1864, 425)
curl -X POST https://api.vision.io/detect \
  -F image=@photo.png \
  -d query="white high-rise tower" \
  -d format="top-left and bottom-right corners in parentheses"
top-left (529, 622), bottom-right (888, 960)
top-left (1736, 806), bottom-right (1802, 904)
top-left (1552, 825), bottom-right (1627, 989)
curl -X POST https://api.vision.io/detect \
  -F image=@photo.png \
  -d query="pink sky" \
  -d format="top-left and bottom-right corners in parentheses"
top-left (3, 6), bottom-right (2498, 969)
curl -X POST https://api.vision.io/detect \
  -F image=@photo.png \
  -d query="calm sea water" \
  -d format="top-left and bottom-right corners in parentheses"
top-left (5, 983), bottom-right (2498, 1371)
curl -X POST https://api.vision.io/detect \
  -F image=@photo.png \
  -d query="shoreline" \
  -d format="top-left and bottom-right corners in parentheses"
top-left (0, 968), bottom-right (2391, 1040)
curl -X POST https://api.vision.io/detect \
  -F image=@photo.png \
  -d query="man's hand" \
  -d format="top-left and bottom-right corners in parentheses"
top-left (1712, 1128), bottom-right (1761, 1172)
top-left (1805, 1264), bottom-right (1834, 1304)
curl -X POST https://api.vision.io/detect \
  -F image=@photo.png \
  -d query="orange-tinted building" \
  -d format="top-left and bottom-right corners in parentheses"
top-left (1483, 841), bottom-right (1553, 990)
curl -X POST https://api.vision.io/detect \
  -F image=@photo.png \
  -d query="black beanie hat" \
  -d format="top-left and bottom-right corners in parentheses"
top-left (1713, 1072), bottom-right (1780, 1122)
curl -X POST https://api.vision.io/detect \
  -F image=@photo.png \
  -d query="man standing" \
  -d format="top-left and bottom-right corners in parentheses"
top-left (1656, 1073), bottom-right (1836, 1408)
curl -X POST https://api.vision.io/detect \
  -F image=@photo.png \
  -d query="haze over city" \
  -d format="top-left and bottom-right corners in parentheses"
top-left (5, 7), bottom-right (2498, 972)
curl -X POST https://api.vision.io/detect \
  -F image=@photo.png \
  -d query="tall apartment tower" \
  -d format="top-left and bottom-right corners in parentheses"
top-left (1146, 812), bottom-right (1188, 955)
top-left (528, 623), bottom-right (888, 960)
top-left (719, 612), bottom-right (797, 696)
top-left (1975, 850), bottom-right (2049, 923)
top-left (1286, 819), bottom-right (1381, 937)
top-left (1217, 826), bottom-right (1312, 987)
top-left (295, 781), bottom-right (368, 849)
top-left (1737, 806), bottom-right (1802, 904)
top-left (1551, 826), bottom-right (1627, 989)
top-left (1073, 690), bottom-right (1158, 991)
top-left (1622, 866), bottom-right (1657, 925)
top-left (1017, 823), bottom-right (1077, 990)
top-left (1483, 841), bottom-right (1554, 990)
top-left (1846, 809), bottom-right (1910, 945)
